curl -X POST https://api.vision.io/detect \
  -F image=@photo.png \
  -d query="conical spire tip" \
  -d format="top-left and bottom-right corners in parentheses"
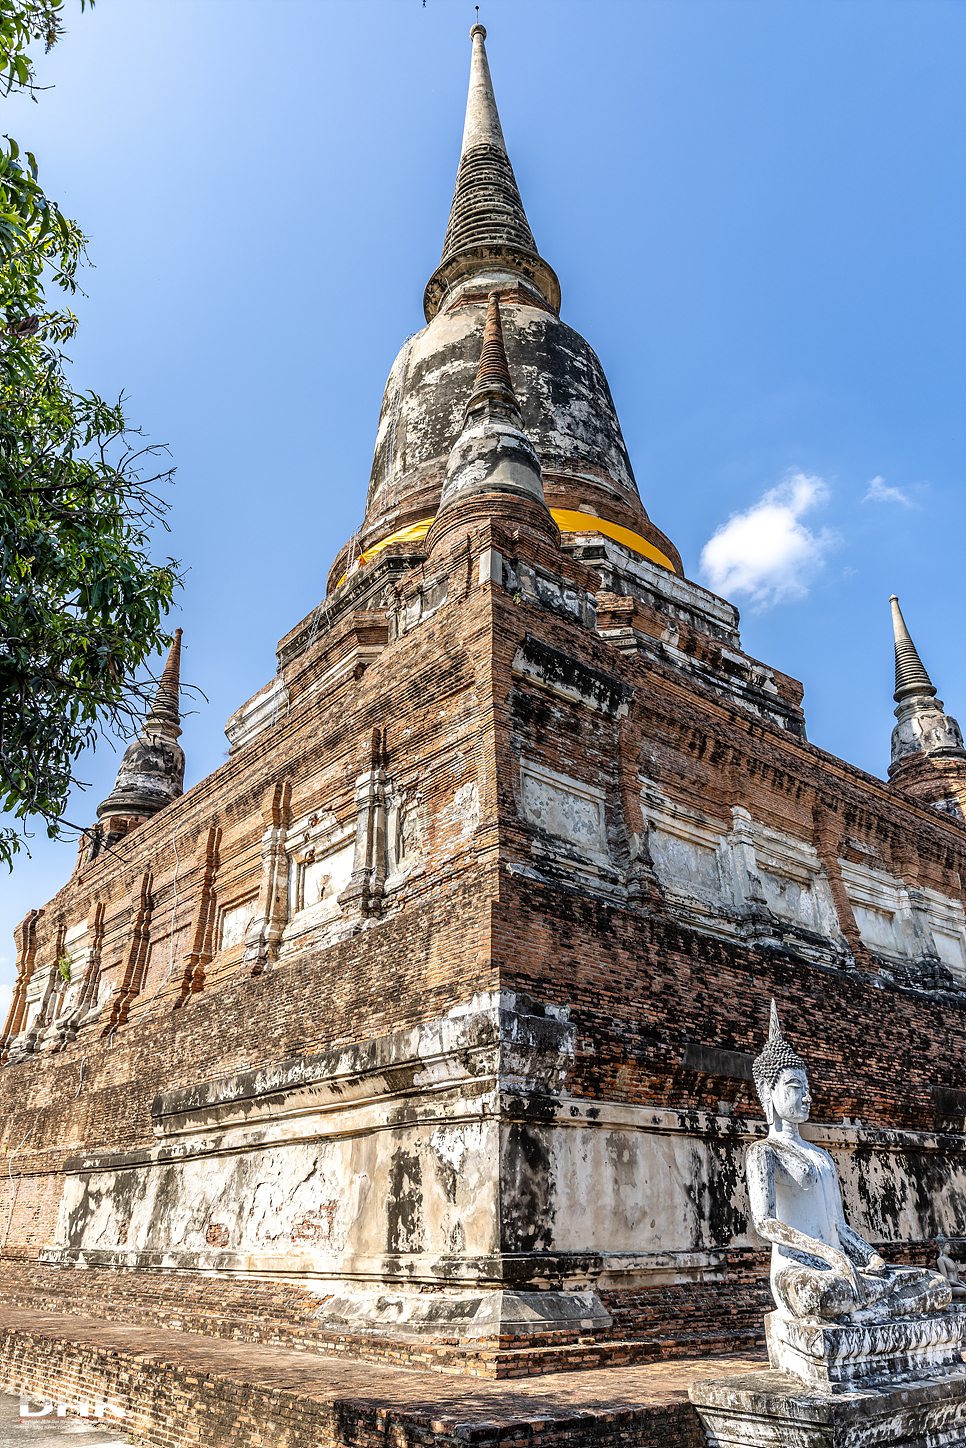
top-left (423, 9), bottom-right (561, 320)
top-left (890, 594), bottom-right (936, 702)
top-left (459, 14), bottom-right (505, 157)
top-left (146, 627), bottom-right (183, 734)
top-left (471, 290), bottom-right (515, 396)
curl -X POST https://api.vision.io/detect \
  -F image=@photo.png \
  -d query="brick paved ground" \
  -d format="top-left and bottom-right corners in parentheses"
top-left (0, 1310), bottom-right (766, 1448)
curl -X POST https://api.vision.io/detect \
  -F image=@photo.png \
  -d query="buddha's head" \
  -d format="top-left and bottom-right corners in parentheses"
top-left (753, 1001), bottom-right (810, 1127)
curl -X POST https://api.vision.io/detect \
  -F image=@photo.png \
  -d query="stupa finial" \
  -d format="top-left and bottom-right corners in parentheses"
top-left (424, 23), bottom-right (560, 320)
top-left (890, 596), bottom-right (936, 702)
top-left (461, 18), bottom-right (504, 155)
top-left (145, 628), bottom-right (183, 736)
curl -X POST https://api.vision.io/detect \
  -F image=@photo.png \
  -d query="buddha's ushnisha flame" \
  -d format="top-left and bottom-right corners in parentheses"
top-left (752, 1000), bottom-right (806, 1117)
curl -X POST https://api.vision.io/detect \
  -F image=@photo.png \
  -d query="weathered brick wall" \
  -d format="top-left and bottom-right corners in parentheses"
top-left (495, 879), bottom-right (966, 1129)
top-left (480, 575), bottom-right (966, 1126)
top-left (488, 581), bottom-right (966, 921)
top-left (0, 883), bottom-right (498, 1258)
top-left (0, 1262), bottom-right (768, 1375)
top-left (0, 509), bottom-right (963, 1326)
top-left (3, 588), bottom-right (498, 1057)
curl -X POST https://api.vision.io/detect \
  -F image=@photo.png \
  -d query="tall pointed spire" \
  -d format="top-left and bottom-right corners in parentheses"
top-left (146, 628), bottom-right (183, 736)
top-left (424, 25), bottom-right (560, 321)
top-left (95, 629), bottom-right (186, 826)
top-left (887, 596), bottom-right (966, 819)
top-left (440, 24), bottom-right (536, 262)
top-left (437, 292), bottom-right (546, 515)
top-left (890, 596), bottom-right (936, 702)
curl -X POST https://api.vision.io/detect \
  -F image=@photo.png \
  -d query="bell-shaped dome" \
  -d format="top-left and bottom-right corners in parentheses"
top-left (328, 25), bottom-right (680, 593)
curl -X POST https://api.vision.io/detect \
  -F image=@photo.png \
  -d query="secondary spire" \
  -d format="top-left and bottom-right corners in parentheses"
top-left (886, 596), bottom-right (966, 820)
top-left (95, 629), bottom-right (186, 827)
top-left (469, 286), bottom-right (516, 404)
top-left (437, 291), bottom-right (546, 515)
top-left (890, 595), bottom-right (936, 702)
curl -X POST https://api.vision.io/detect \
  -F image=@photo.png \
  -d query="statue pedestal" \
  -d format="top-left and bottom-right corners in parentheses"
top-left (689, 1308), bottom-right (966, 1446)
top-left (765, 1307), bottom-right (966, 1390)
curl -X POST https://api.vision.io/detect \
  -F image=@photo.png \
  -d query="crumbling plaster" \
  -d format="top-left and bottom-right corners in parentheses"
top-left (365, 297), bottom-right (642, 527)
top-left (43, 997), bottom-right (966, 1316)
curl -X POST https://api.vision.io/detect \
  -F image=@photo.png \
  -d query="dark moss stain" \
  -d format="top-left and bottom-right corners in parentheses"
top-left (704, 1141), bottom-right (747, 1244)
top-left (519, 636), bottom-right (631, 718)
top-left (500, 1121), bottom-right (555, 1253)
top-left (66, 1166), bottom-right (148, 1250)
top-left (434, 1149), bottom-right (459, 1205)
top-left (386, 1146), bottom-right (423, 1255)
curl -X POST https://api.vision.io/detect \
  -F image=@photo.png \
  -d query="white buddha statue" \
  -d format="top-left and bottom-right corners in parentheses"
top-left (935, 1234), bottom-right (966, 1301)
top-left (747, 1002), bottom-right (951, 1322)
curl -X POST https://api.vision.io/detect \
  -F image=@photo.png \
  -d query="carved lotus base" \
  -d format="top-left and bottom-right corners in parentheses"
top-left (689, 1308), bottom-right (966, 1446)
top-left (688, 1365), bottom-right (966, 1447)
top-left (766, 1307), bottom-right (966, 1390)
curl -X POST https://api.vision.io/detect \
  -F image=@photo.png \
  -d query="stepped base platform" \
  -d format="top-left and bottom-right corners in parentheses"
top-left (0, 1309), bottom-right (766, 1448)
top-left (0, 1264), bottom-right (767, 1380)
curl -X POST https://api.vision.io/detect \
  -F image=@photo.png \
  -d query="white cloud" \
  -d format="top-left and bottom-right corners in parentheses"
top-left (700, 472), bottom-right (837, 607)
top-left (863, 475), bottom-right (912, 506)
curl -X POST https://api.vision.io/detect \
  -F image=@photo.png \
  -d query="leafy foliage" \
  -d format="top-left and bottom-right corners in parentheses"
top-left (0, 1), bottom-right (71, 101)
top-left (0, 0), bottom-right (182, 867)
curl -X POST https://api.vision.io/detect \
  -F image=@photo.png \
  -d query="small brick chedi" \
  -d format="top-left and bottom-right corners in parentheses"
top-left (3, 25), bottom-right (966, 1369)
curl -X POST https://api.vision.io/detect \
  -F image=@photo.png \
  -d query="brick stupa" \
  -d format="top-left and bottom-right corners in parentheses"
top-left (2, 22), bottom-right (966, 1384)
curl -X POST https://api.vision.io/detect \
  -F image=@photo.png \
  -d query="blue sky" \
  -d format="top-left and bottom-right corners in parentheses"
top-left (2, 0), bottom-right (964, 1004)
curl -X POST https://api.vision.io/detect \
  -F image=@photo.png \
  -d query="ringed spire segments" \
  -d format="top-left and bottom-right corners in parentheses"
top-left (890, 595), bottom-right (936, 702)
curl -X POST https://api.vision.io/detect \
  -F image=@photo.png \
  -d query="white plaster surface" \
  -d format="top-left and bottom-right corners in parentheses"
top-left (224, 676), bottom-right (288, 753)
top-left (219, 897), bottom-right (257, 952)
top-left (44, 991), bottom-right (965, 1308)
top-left (839, 858), bottom-right (965, 973)
top-left (520, 760), bottom-right (607, 856)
